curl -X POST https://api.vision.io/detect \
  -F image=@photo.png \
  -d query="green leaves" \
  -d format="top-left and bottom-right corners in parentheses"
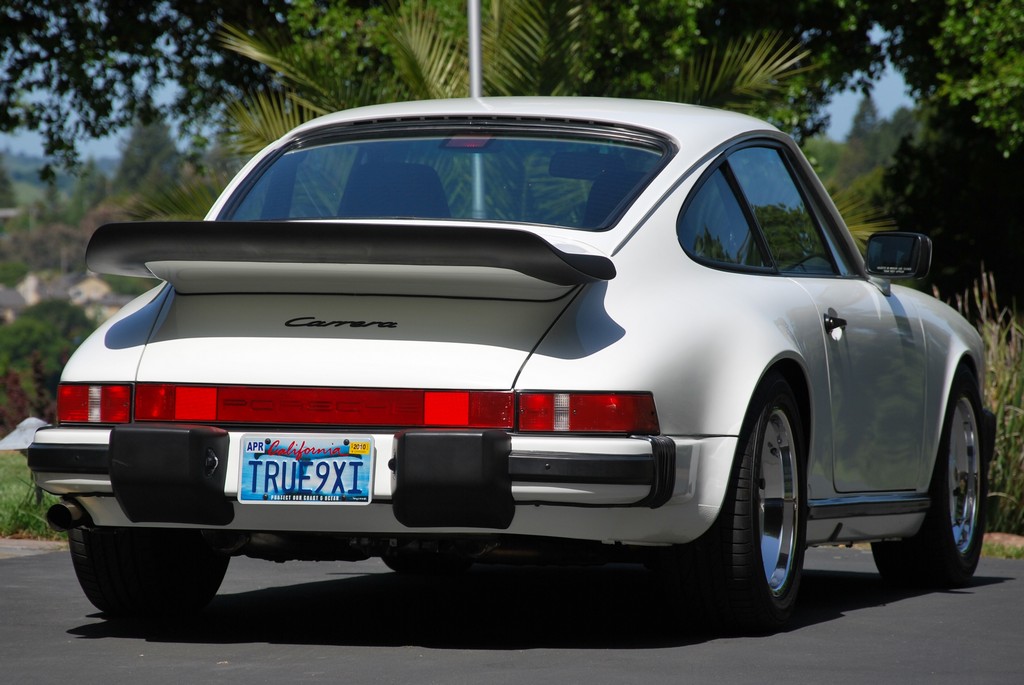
top-left (126, 171), bottom-right (228, 222)
top-left (481, 0), bottom-right (586, 97)
top-left (388, 1), bottom-right (467, 99)
top-left (932, 0), bottom-right (1024, 155)
top-left (221, 90), bottom-right (319, 159)
top-left (671, 30), bottom-right (815, 113)
top-left (387, 0), bottom-right (587, 99)
top-left (829, 185), bottom-right (898, 250)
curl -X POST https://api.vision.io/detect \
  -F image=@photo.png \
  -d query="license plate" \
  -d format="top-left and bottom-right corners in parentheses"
top-left (238, 434), bottom-right (373, 504)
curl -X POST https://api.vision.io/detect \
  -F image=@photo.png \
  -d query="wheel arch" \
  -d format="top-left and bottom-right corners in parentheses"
top-left (770, 357), bottom-right (813, 457)
top-left (688, 354), bottom-right (813, 534)
top-left (922, 347), bottom-right (987, 493)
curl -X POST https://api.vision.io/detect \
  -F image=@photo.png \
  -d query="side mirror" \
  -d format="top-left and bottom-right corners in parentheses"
top-left (865, 232), bottom-right (932, 279)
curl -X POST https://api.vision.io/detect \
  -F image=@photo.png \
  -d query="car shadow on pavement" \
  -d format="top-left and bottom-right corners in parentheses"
top-left (791, 567), bottom-right (1006, 631)
top-left (64, 560), bottom-right (1012, 649)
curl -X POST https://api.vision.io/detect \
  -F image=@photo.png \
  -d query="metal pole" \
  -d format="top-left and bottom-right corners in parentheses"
top-left (468, 0), bottom-right (485, 217)
top-left (468, 0), bottom-right (483, 98)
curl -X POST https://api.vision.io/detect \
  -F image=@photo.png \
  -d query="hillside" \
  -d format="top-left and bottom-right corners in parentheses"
top-left (0, 150), bottom-right (119, 206)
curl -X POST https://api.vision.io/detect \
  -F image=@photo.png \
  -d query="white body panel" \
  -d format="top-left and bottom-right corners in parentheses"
top-left (137, 291), bottom-right (574, 389)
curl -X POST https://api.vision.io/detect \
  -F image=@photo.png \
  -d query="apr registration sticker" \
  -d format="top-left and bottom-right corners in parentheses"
top-left (238, 434), bottom-right (373, 504)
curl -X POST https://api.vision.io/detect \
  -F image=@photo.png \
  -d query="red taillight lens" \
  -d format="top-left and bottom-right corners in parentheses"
top-left (518, 392), bottom-right (659, 434)
top-left (134, 384), bottom-right (218, 421)
top-left (133, 384), bottom-right (515, 428)
top-left (59, 383), bottom-right (656, 433)
top-left (57, 384), bottom-right (132, 424)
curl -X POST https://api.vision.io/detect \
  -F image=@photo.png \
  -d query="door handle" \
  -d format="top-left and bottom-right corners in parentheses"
top-left (824, 313), bottom-right (848, 341)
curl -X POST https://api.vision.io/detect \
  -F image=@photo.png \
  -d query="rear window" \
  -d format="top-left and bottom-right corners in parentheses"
top-left (222, 124), bottom-right (669, 230)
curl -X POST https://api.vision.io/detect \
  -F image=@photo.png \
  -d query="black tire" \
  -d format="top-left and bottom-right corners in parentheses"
top-left (68, 527), bottom-right (229, 617)
top-left (872, 366), bottom-right (987, 587)
top-left (382, 550), bottom-right (473, 575)
top-left (664, 371), bottom-right (807, 633)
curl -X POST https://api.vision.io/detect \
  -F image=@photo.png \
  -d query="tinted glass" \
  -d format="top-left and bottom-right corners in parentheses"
top-left (225, 129), bottom-right (667, 230)
top-left (729, 147), bottom-right (835, 274)
top-left (677, 168), bottom-right (767, 268)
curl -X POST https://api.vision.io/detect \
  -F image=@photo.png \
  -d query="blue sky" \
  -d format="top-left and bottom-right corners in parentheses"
top-left (1, 67), bottom-right (913, 161)
top-left (825, 62), bottom-right (914, 140)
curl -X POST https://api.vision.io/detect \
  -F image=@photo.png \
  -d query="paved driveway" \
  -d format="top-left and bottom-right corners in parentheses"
top-left (2, 544), bottom-right (1022, 684)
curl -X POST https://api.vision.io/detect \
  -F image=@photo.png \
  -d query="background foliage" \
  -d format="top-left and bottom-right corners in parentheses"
top-left (0, 0), bottom-right (1021, 535)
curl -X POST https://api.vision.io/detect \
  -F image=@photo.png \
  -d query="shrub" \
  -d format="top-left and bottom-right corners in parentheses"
top-left (948, 271), bottom-right (1024, 535)
top-left (0, 452), bottom-right (62, 540)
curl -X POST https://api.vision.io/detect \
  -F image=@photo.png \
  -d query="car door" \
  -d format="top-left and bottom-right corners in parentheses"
top-left (726, 145), bottom-right (928, 492)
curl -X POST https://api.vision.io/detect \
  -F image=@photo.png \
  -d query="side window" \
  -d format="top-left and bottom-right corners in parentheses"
top-left (729, 147), bottom-right (835, 274)
top-left (677, 168), bottom-right (768, 269)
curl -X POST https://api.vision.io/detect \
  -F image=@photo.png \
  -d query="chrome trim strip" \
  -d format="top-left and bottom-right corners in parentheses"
top-left (808, 493), bottom-right (931, 520)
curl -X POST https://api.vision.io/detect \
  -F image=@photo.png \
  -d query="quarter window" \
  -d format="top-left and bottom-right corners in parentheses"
top-left (677, 144), bottom-right (837, 275)
top-left (729, 147), bottom-right (834, 274)
top-left (677, 169), bottom-right (767, 268)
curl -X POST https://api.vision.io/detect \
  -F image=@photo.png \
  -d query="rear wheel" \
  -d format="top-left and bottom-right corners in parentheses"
top-left (68, 526), bottom-right (229, 617)
top-left (665, 371), bottom-right (807, 633)
top-left (872, 366), bottom-right (986, 586)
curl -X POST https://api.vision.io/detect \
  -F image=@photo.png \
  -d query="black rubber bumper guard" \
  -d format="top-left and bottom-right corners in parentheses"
top-left (28, 425), bottom-right (676, 529)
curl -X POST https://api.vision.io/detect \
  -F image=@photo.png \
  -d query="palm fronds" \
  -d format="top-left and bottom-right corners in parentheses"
top-left (388, 1), bottom-right (467, 99)
top-left (673, 31), bottom-right (814, 111)
top-left (829, 185), bottom-right (898, 249)
top-left (483, 0), bottom-right (584, 96)
top-left (222, 89), bottom-right (320, 158)
top-left (127, 171), bottom-right (231, 221)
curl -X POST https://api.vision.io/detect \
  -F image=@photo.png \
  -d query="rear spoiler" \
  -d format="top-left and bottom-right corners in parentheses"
top-left (86, 221), bottom-right (616, 287)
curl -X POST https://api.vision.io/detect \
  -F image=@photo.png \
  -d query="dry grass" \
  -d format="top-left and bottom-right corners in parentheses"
top-left (0, 452), bottom-right (62, 540)
top-left (945, 271), bottom-right (1024, 536)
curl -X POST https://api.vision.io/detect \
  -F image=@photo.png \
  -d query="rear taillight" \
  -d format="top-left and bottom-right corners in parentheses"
top-left (57, 384), bottom-right (132, 424)
top-left (518, 392), bottom-right (659, 434)
top-left (57, 383), bottom-right (659, 434)
top-left (134, 384), bottom-right (516, 429)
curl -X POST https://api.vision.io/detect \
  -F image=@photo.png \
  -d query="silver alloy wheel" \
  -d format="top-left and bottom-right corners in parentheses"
top-left (948, 396), bottom-right (980, 555)
top-left (759, 407), bottom-right (798, 596)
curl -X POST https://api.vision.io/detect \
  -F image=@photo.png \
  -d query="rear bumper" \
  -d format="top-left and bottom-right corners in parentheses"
top-left (29, 423), bottom-right (679, 532)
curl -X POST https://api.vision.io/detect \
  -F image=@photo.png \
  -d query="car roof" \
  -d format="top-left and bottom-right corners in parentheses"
top-left (286, 97), bottom-right (778, 153)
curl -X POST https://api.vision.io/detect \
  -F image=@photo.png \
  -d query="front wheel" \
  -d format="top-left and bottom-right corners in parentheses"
top-left (872, 366), bottom-right (987, 586)
top-left (664, 371), bottom-right (807, 633)
top-left (68, 526), bottom-right (229, 617)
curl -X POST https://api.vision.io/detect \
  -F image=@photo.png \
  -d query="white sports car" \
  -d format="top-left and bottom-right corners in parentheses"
top-left (29, 97), bottom-right (993, 632)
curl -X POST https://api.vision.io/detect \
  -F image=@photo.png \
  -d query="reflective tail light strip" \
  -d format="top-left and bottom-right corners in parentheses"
top-left (134, 384), bottom-right (516, 429)
top-left (57, 384), bottom-right (660, 434)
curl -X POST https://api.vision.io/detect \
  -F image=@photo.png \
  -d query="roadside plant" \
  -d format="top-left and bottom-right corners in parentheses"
top-left (947, 269), bottom-right (1024, 535)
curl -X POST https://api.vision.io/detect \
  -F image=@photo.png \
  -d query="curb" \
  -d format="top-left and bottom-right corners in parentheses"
top-left (0, 537), bottom-right (67, 559)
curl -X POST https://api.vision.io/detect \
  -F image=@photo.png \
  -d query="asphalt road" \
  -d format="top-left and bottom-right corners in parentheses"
top-left (2, 544), bottom-right (1021, 684)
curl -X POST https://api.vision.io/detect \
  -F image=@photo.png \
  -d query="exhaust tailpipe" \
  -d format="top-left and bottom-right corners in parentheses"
top-left (46, 500), bottom-right (89, 532)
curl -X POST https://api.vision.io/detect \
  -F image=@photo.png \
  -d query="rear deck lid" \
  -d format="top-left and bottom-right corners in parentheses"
top-left (86, 221), bottom-right (608, 389)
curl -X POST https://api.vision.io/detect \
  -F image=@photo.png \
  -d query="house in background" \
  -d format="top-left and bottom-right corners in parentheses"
top-left (13, 272), bottom-right (131, 322)
top-left (0, 207), bottom-right (20, 229)
top-left (18, 272), bottom-right (111, 308)
top-left (0, 286), bottom-right (26, 323)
